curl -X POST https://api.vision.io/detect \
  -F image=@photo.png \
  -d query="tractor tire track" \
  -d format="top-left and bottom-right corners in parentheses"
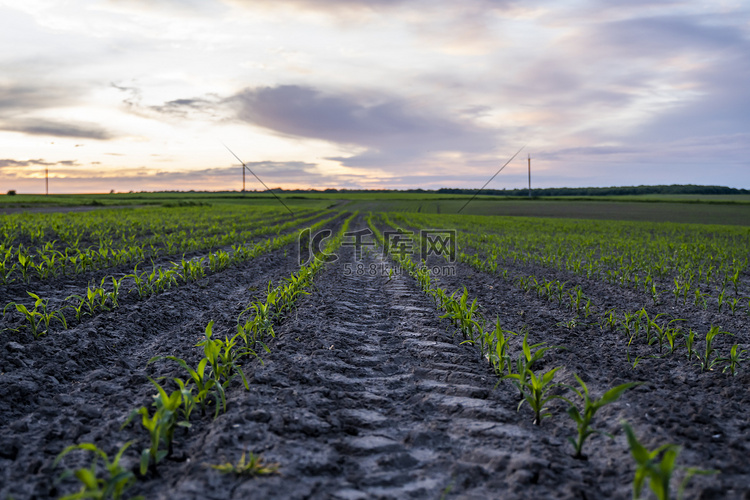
top-left (131, 226), bottom-right (580, 499)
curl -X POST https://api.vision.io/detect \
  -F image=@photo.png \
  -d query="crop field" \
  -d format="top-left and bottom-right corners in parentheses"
top-left (1, 203), bottom-right (749, 499)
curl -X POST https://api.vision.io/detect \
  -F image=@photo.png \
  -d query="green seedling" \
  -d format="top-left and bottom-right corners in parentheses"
top-left (3, 291), bottom-right (67, 338)
top-left (719, 344), bottom-right (747, 376)
top-left (623, 421), bottom-right (717, 500)
top-left (237, 301), bottom-right (275, 349)
top-left (693, 288), bottom-right (709, 310)
top-left (18, 252), bottom-right (33, 282)
top-left (126, 265), bottom-right (150, 298)
top-left (108, 276), bottom-right (124, 309)
top-left (197, 321), bottom-right (252, 410)
top-left (563, 375), bottom-right (641, 459)
top-left (122, 402), bottom-right (172, 475)
top-left (149, 355), bottom-right (221, 418)
top-left (440, 287), bottom-right (481, 341)
top-left (651, 318), bottom-right (685, 355)
top-left (622, 311), bottom-right (641, 341)
top-left (506, 366), bottom-right (562, 426)
top-left (0, 258), bottom-right (15, 284)
top-left (601, 308), bottom-right (618, 331)
top-left (569, 287), bottom-right (586, 314)
top-left (696, 325), bottom-right (730, 372)
top-left (685, 329), bottom-right (697, 361)
top-left (66, 294), bottom-right (88, 323)
top-left (208, 450), bottom-right (280, 476)
top-left (173, 377), bottom-right (197, 424)
top-left (485, 318), bottom-right (515, 377)
top-left (583, 299), bottom-right (594, 318)
top-left (148, 378), bottom-right (189, 456)
top-left (177, 256), bottom-right (207, 281)
top-left (54, 442), bottom-right (142, 500)
top-left (728, 297), bottom-right (740, 315)
top-left (121, 378), bottom-right (189, 475)
top-left (503, 331), bottom-right (562, 399)
top-left (661, 325), bottom-right (684, 355)
top-left (650, 283), bottom-right (660, 305)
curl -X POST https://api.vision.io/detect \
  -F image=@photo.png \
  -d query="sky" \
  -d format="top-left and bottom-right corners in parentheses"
top-left (1, 0), bottom-right (749, 194)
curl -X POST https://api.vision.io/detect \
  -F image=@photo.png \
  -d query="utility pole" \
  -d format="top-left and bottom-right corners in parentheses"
top-left (527, 154), bottom-right (531, 197)
top-left (242, 164), bottom-right (245, 194)
top-left (46, 168), bottom-right (49, 196)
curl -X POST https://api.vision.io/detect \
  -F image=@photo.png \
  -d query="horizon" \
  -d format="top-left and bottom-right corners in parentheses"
top-left (4, 183), bottom-right (749, 197)
top-left (2, 1), bottom-right (749, 193)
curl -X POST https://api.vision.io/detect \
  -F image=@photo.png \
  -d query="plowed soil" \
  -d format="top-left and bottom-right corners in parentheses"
top-left (1, 218), bottom-right (748, 499)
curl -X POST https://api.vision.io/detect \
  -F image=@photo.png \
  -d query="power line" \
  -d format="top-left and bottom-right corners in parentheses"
top-left (457, 144), bottom-right (526, 213)
top-left (221, 143), bottom-right (294, 216)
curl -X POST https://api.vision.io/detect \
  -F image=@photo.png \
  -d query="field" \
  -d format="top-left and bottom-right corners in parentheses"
top-left (1, 198), bottom-right (749, 499)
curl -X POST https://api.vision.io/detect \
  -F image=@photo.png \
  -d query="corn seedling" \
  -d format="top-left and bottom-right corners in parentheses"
top-left (622, 421), bottom-right (717, 500)
top-left (108, 276), bottom-right (124, 309)
top-left (0, 258), bottom-right (15, 284)
top-left (148, 378), bottom-right (189, 457)
top-left (693, 288), bottom-right (709, 310)
top-left (3, 292), bottom-right (67, 338)
top-left (719, 344), bottom-right (746, 376)
top-left (684, 329), bottom-right (697, 361)
top-left (237, 301), bottom-right (275, 350)
top-left (583, 299), bottom-right (594, 318)
top-left (18, 252), bottom-right (32, 282)
top-left (569, 287), bottom-right (586, 314)
top-left (122, 378), bottom-right (186, 476)
top-left (696, 326), bottom-right (730, 372)
top-left (208, 450), bottom-right (280, 476)
top-left (661, 325), bottom-right (684, 356)
top-left (506, 366), bottom-right (562, 426)
top-left (54, 442), bottom-right (142, 500)
top-left (727, 297), bottom-right (740, 315)
top-left (66, 294), bottom-right (88, 323)
top-left (197, 320), bottom-right (251, 392)
top-left (601, 308), bottom-right (618, 331)
top-left (717, 290), bottom-right (726, 312)
top-left (123, 404), bottom-right (170, 475)
top-left (173, 377), bottom-right (197, 424)
top-left (504, 332), bottom-right (562, 399)
top-left (650, 283), bottom-right (661, 305)
top-left (562, 375), bottom-right (641, 459)
top-left (485, 318), bottom-right (515, 377)
top-left (440, 287), bottom-right (481, 341)
top-left (650, 318), bottom-right (685, 355)
top-left (126, 265), bottom-right (150, 298)
top-left (149, 355), bottom-right (221, 418)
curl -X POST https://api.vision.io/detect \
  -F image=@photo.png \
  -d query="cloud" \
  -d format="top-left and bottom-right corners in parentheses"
top-left (598, 15), bottom-right (745, 56)
top-left (585, 15), bottom-right (750, 142)
top-left (0, 83), bottom-right (114, 139)
top-left (0, 84), bottom-right (76, 113)
top-left (228, 84), bottom-right (498, 167)
top-left (1, 119), bottom-right (113, 140)
top-left (231, 0), bottom-right (519, 14)
top-left (0, 158), bottom-right (81, 168)
top-left (148, 96), bottom-right (224, 120)
top-left (227, 0), bottom-right (412, 14)
top-left (0, 159), bottom-right (54, 169)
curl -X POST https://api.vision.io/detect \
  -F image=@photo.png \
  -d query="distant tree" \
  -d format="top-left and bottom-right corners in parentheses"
top-left (7, 190), bottom-right (16, 196)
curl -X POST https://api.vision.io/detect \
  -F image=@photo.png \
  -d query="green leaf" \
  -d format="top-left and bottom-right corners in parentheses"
top-left (623, 422), bottom-right (650, 464)
top-left (599, 382), bottom-right (642, 406)
top-left (74, 468), bottom-right (99, 490)
top-left (140, 449), bottom-right (150, 476)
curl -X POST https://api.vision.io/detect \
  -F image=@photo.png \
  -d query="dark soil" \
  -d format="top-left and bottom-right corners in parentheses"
top-left (1, 218), bottom-right (748, 499)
